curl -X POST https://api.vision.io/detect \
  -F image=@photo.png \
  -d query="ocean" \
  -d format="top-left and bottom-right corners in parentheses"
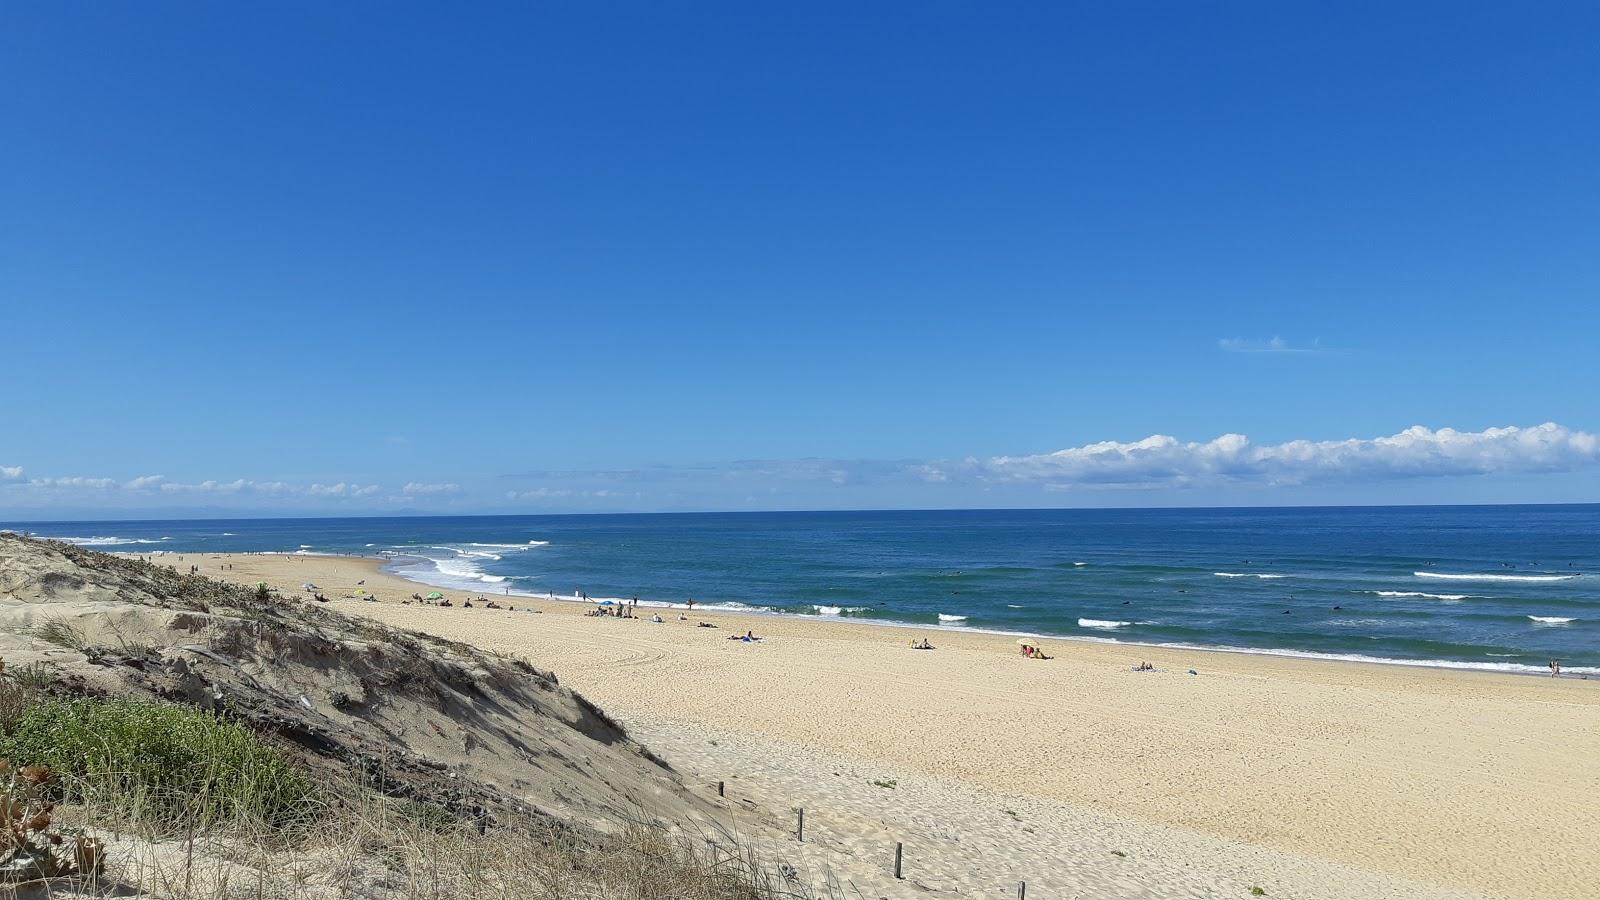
top-left (7, 505), bottom-right (1597, 674)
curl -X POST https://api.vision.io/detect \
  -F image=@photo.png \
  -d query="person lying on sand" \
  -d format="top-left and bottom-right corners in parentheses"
top-left (697, 621), bottom-right (717, 628)
top-left (727, 631), bottom-right (761, 642)
top-left (910, 639), bottom-right (934, 650)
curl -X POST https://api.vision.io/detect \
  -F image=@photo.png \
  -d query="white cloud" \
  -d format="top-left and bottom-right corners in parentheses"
top-left (0, 466), bottom-right (22, 480)
top-left (161, 479), bottom-right (250, 494)
top-left (978, 423), bottom-right (1600, 488)
top-left (402, 482), bottom-right (460, 496)
top-left (28, 476), bottom-right (117, 489)
top-left (303, 482), bottom-right (380, 497)
top-left (125, 475), bottom-right (166, 490)
top-left (1218, 336), bottom-right (1322, 354)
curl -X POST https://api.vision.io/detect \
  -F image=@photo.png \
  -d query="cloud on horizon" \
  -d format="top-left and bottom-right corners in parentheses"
top-left (947, 423), bottom-right (1599, 490)
top-left (3, 424), bottom-right (1597, 514)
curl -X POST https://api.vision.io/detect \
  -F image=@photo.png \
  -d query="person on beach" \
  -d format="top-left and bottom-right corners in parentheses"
top-left (1550, 659), bottom-right (1562, 677)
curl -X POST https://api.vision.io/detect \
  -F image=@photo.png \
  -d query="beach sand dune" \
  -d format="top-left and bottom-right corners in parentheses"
top-left (177, 552), bottom-right (1598, 899)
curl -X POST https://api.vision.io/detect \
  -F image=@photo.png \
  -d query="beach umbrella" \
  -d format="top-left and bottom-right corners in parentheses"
top-left (425, 591), bottom-right (444, 600)
top-left (597, 600), bottom-right (616, 606)
top-left (302, 583), bottom-right (319, 591)
top-left (353, 588), bottom-right (370, 596)
top-left (1016, 639), bottom-right (1035, 646)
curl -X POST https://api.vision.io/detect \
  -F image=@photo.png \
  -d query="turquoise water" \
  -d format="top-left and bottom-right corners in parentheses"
top-left (9, 505), bottom-right (1598, 674)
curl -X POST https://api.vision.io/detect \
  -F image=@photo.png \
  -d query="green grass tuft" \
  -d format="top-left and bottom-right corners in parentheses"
top-left (0, 697), bottom-right (314, 829)
top-left (32, 617), bottom-right (86, 650)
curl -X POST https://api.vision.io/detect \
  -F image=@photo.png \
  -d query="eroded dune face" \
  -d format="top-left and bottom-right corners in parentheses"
top-left (0, 533), bottom-right (719, 835)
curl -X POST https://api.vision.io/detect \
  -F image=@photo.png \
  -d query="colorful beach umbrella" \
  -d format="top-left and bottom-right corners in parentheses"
top-left (425, 591), bottom-right (444, 600)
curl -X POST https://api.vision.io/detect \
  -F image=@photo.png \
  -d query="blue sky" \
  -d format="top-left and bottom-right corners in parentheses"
top-left (3, 3), bottom-right (1598, 518)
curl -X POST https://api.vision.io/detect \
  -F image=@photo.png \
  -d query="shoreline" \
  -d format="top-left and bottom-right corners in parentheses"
top-left (149, 550), bottom-right (1600, 898)
top-left (124, 546), bottom-right (1597, 679)
top-left (365, 548), bottom-right (1593, 679)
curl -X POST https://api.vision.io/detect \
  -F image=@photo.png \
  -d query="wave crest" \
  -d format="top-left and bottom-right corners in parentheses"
top-left (1416, 571), bottom-right (1579, 582)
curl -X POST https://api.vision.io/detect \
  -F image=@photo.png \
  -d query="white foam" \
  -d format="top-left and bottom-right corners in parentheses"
top-left (1416, 571), bottom-right (1579, 583)
top-left (51, 536), bottom-right (171, 546)
top-left (1529, 616), bottom-right (1575, 625)
top-left (1214, 572), bottom-right (1288, 579)
top-left (1073, 561), bottom-right (1088, 567)
top-left (429, 554), bottom-right (508, 585)
top-left (812, 605), bottom-right (868, 617)
top-left (1006, 604), bottom-right (1025, 608)
top-left (1367, 591), bottom-right (1470, 601)
top-left (468, 542), bottom-right (545, 550)
top-left (937, 613), bottom-right (968, 624)
top-left (1079, 618), bottom-right (1131, 630)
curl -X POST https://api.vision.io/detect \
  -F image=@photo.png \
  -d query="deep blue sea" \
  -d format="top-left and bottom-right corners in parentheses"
top-left (7, 506), bottom-right (1597, 674)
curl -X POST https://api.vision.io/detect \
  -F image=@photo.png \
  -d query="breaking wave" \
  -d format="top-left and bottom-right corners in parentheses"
top-left (1416, 571), bottom-right (1579, 583)
top-left (1079, 618), bottom-right (1131, 630)
top-left (1367, 591), bottom-right (1470, 601)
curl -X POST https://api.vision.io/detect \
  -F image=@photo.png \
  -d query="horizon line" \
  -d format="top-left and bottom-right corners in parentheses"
top-left (4, 498), bottom-right (1599, 526)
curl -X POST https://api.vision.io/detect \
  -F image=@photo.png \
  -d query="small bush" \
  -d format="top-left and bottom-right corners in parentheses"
top-left (0, 698), bottom-right (314, 829)
top-left (870, 778), bottom-right (897, 789)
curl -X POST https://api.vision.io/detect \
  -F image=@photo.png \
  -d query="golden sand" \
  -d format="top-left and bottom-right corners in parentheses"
top-left (165, 551), bottom-right (1599, 899)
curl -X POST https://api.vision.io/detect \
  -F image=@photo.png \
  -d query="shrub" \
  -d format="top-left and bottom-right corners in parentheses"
top-left (0, 698), bottom-right (314, 829)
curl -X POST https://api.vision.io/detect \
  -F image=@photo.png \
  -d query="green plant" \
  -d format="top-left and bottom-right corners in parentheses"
top-left (870, 778), bottom-right (897, 789)
top-left (9, 662), bottom-right (53, 690)
top-left (1250, 887), bottom-right (1267, 896)
top-left (1111, 849), bottom-right (1127, 858)
top-left (30, 618), bottom-right (85, 651)
top-left (394, 799), bottom-right (457, 833)
top-left (0, 698), bottom-right (314, 829)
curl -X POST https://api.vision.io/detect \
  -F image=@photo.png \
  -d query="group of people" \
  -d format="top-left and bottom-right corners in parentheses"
top-left (587, 597), bottom-right (641, 618)
top-left (406, 592), bottom-right (521, 612)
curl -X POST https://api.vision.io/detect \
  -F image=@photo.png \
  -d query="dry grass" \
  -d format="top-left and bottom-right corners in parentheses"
top-left (49, 776), bottom-right (834, 900)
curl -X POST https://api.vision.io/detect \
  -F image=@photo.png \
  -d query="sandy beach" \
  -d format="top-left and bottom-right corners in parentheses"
top-left (159, 551), bottom-right (1600, 899)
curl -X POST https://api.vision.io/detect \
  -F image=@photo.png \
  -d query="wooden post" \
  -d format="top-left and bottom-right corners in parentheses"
top-left (717, 780), bottom-right (724, 797)
top-left (894, 842), bottom-right (903, 879)
top-left (797, 807), bottom-right (805, 842)
top-left (1018, 881), bottom-right (1026, 899)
